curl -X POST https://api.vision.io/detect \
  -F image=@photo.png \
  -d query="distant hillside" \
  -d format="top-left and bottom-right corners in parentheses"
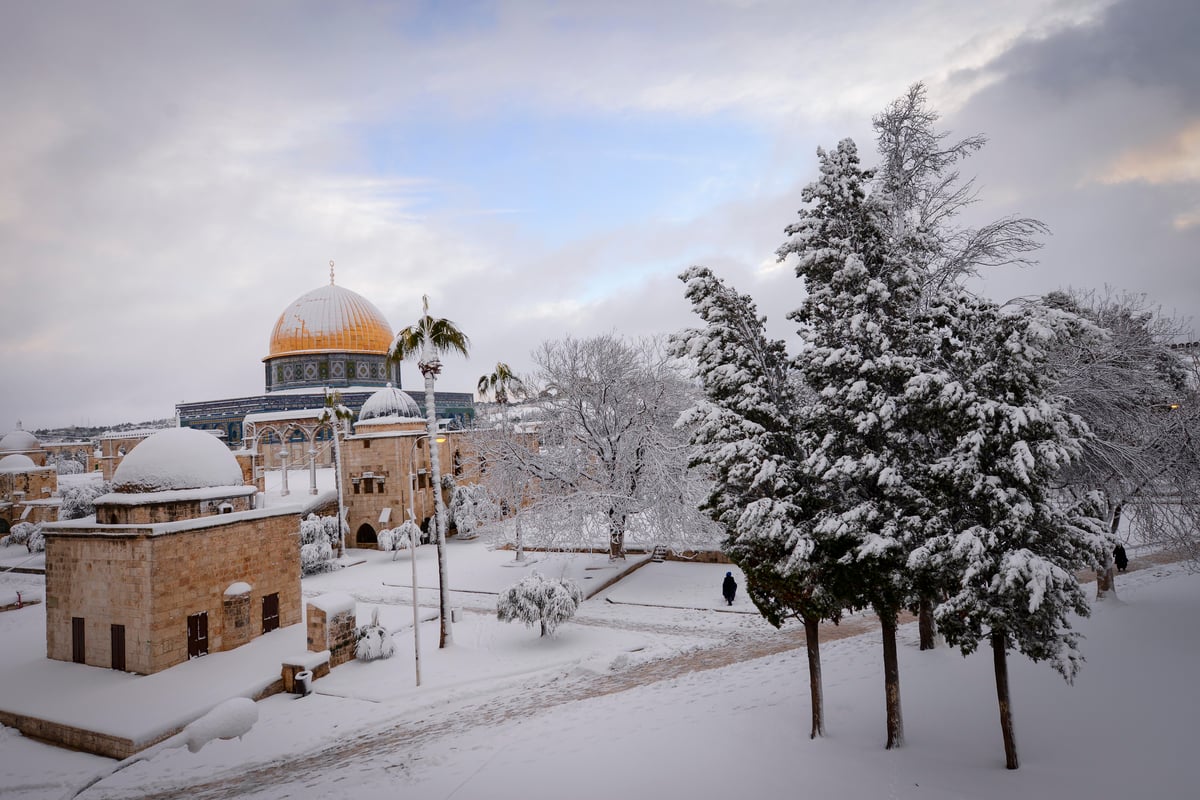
top-left (33, 418), bottom-right (175, 441)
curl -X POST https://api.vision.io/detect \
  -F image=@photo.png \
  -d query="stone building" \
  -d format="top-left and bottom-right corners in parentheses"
top-left (341, 384), bottom-right (477, 547)
top-left (0, 453), bottom-right (58, 530)
top-left (43, 427), bottom-right (301, 675)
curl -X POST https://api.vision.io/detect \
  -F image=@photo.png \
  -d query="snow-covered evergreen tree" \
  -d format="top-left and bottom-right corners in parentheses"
top-left (908, 291), bottom-right (1108, 769)
top-left (777, 138), bottom-right (936, 749)
top-left (299, 514), bottom-right (340, 575)
top-left (672, 265), bottom-right (841, 738)
top-left (354, 608), bottom-right (396, 661)
top-left (2, 522), bottom-right (43, 552)
top-left (496, 571), bottom-right (584, 638)
top-left (378, 519), bottom-right (421, 560)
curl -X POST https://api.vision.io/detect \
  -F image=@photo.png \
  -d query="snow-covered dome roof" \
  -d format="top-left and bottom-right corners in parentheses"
top-left (358, 384), bottom-right (422, 421)
top-left (266, 282), bottom-right (394, 359)
top-left (112, 428), bottom-right (245, 492)
top-left (0, 453), bottom-right (37, 473)
top-left (0, 430), bottom-right (40, 453)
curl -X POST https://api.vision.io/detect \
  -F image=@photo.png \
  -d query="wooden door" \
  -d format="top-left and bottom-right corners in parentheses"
top-left (111, 624), bottom-right (126, 671)
top-left (187, 612), bottom-right (208, 658)
top-left (262, 593), bottom-right (280, 633)
top-left (71, 617), bottom-right (85, 664)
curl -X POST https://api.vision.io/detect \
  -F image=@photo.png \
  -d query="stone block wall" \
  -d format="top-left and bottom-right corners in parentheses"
top-left (44, 507), bottom-right (301, 675)
top-left (307, 602), bottom-right (358, 667)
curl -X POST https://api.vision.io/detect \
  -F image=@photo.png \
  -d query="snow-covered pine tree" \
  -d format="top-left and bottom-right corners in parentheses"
top-left (672, 265), bottom-right (842, 738)
top-left (496, 571), bottom-right (584, 638)
top-left (448, 483), bottom-right (500, 540)
top-left (908, 291), bottom-right (1108, 770)
top-left (779, 138), bottom-right (935, 749)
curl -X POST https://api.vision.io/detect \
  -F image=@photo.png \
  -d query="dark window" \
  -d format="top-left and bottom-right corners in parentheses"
top-left (262, 593), bottom-right (280, 634)
top-left (72, 617), bottom-right (85, 664)
top-left (111, 624), bottom-right (126, 671)
top-left (363, 440), bottom-right (371, 449)
top-left (364, 480), bottom-right (374, 494)
top-left (453, 450), bottom-right (463, 477)
top-left (187, 612), bottom-right (209, 658)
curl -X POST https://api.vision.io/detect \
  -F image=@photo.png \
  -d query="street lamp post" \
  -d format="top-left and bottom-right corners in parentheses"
top-left (404, 432), bottom-right (446, 688)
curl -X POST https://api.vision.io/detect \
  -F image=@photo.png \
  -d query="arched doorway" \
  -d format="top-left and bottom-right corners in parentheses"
top-left (355, 522), bottom-right (377, 548)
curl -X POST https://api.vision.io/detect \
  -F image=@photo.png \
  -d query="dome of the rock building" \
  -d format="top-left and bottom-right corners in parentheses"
top-left (0, 430), bottom-right (40, 453)
top-left (359, 384), bottom-right (422, 421)
top-left (112, 428), bottom-right (244, 492)
top-left (0, 453), bottom-right (36, 472)
top-left (267, 284), bottom-right (394, 358)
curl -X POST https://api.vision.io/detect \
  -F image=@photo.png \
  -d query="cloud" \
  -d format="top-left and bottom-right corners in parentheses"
top-left (1096, 121), bottom-right (1200, 186)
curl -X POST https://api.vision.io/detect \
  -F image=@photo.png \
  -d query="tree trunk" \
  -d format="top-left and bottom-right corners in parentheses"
top-left (804, 614), bottom-right (825, 739)
top-left (1096, 503), bottom-right (1122, 601)
top-left (607, 509), bottom-right (626, 561)
top-left (881, 611), bottom-right (904, 749)
top-left (332, 423), bottom-right (347, 558)
top-left (514, 513), bottom-right (525, 563)
top-left (918, 595), bottom-right (936, 651)
top-left (425, 371), bottom-right (452, 648)
top-left (992, 632), bottom-right (1019, 770)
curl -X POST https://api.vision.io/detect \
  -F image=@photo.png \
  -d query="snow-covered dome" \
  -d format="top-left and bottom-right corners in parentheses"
top-left (112, 428), bottom-right (245, 492)
top-left (267, 282), bottom-right (394, 358)
top-left (0, 430), bottom-right (40, 453)
top-left (0, 453), bottom-right (36, 473)
top-left (358, 384), bottom-right (422, 421)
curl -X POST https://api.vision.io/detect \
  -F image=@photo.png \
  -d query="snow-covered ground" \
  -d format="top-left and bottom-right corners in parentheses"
top-left (0, 542), bottom-right (1195, 799)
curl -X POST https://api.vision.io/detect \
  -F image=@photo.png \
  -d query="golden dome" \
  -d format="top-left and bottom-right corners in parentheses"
top-left (266, 284), bottom-right (394, 359)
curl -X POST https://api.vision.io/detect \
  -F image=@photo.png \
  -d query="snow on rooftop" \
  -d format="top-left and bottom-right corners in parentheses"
top-left (111, 428), bottom-right (245, 493)
top-left (242, 408), bottom-right (327, 425)
top-left (224, 582), bottom-right (252, 597)
top-left (0, 453), bottom-right (38, 473)
top-left (308, 592), bottom-right (355, 617)
top-left (358, 384), bottom-right (421, 421)
top-left (0, 430), bottom-right (40, 452)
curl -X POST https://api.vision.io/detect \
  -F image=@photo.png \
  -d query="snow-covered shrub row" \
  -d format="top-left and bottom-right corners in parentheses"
top-left (496, 571), bottom-right (584, 638)
top-left (448, 484), bottom-right (500, 540)
top-left (354, 608), bottom-right (396, 661)
top-left (55, 458), bottom-right (85, 475)
top-left (299, 514), bottom-right (341, 575)
top-left (1, 522), bottom-right (43, 552)
top-left (58, 481), bottom-right (112, 521)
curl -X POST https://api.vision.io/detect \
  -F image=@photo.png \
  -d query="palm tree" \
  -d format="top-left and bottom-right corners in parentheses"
top-left (318, 389), bottom-right (355, 558)
top-left (389, 295), bottom-right (470, 648)
top-left (478, 362), bottom-right (530, 562)
top-left (477, 362), bottom-right (527, 406)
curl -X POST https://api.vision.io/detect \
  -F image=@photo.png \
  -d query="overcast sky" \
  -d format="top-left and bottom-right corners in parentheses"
top-left (2, 0), bottom-right (1197, 432)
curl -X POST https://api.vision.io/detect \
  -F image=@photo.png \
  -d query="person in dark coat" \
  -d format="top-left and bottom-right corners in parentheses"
top-left (722, 571), bottom-right (737, 606)
top-left (1114, 544), bottom-right (1129, 572)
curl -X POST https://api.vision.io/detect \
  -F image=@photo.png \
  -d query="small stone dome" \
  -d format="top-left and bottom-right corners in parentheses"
top-left (0, 453), bottom-right (37, 473)
top-left (0, 430), bottom-right (40, 453)
top-left (112, 428), bottom-right (245, 492)
top-left (358, 384), bottom-right (422, 421)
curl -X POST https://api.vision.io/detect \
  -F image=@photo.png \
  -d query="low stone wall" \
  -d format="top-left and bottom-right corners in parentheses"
top-left (307, 596), bottom-right (357, 668)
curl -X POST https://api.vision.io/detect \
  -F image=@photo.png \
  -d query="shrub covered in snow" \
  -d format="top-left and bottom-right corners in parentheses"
top-left (58, 481), bottom-right (112, 521)
top-left (55, 457), bottom-right (85, 475)
top-left (1, 522), bottom-right (43, 552)
top-left (448, 484), bottom-right (500, 540)
top-left (378, 520), bottom-right (420, 560)
top-left (299, 514), bottom-right (341, 575)
top-left (497, 571), bottom-right (584, 637)
top-left (355, 608), bottom-right (396, 661)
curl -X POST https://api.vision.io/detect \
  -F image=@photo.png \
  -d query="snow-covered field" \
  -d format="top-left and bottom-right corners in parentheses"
top-left (0, 546), bottom-right (1195, 799)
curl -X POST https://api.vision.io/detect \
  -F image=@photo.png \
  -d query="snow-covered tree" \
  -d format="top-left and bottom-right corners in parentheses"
top-left (2, 521), bottom-right (43, 552)
top-left (299, 514), bottom-right (340, 575)
top-left (516, 334), bottom-right (712, 560)
top-left (355, 608), bottom-right (396, 661)
top-left (908, 292), bottom-right (1108, 770)
top-left (55, 458), bottom-right (85, 475)
top-left (496, 571), bottom-right (584, 637)
top-left (672, 265), bottom-right (842, 738)
top-left (378, 521), bottom-right (419, 560)
top-left (390, 295), bottom-right (470, 648)
top-left (448, 483), bottom-right (500, 540)
top-left (58, 481), bottom-right (111, 521)
top-left (1034, 289), bottom-right (1200, 591)
top-left (872, 82), bottom-right (1048, 302)
top-left (777, 138), bottom-right (937, 749)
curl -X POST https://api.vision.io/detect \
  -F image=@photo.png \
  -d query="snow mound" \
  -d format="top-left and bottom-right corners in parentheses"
top-left (358, 383), bottom-right (422, 421)
top-left (310, 592), bottom-right (356, 617)
top-left (181, 697), bottom-right (259, 753)
top-left (112, 428), bottom-right (245, 492)
top-left (224, 582), bottom-right (252, 596)
top-left (0, 453), bottom-right (37, 473)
